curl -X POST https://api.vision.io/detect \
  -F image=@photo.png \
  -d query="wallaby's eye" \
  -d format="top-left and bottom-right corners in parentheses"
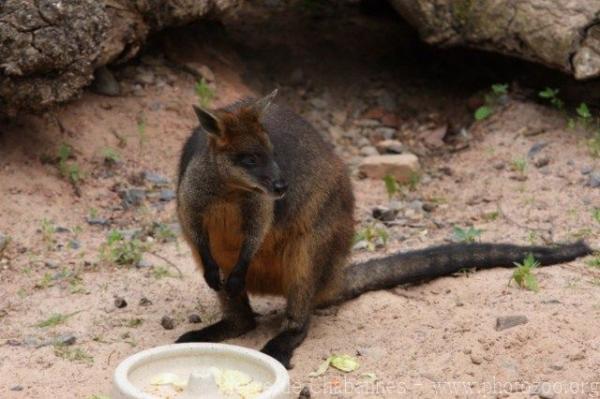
top-left (237, 153), bottom-right (259, 168)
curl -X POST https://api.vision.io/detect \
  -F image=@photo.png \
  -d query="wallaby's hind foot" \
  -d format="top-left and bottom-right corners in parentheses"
top-left (176, 292), bottom-right (256, 343)
top-left (261, 323), bottom-right (309, 369)
top-left (175, 317), bottom-right (257, 343)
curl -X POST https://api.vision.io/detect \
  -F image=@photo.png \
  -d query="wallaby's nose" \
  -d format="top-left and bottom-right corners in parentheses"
top-left (272, 179), bottom-right (288, 196)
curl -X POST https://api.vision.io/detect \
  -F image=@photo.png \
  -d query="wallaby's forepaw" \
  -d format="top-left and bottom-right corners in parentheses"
top-left (203, 268), bottom-right (222, 291)
top-left (261, 339), bottom-right (293, 369)
top-left (224, 274), bottom-right (245, 298)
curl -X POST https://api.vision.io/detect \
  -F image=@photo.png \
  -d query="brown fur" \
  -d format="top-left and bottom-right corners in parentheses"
top-left (175, 94), bottom-right (592, 368)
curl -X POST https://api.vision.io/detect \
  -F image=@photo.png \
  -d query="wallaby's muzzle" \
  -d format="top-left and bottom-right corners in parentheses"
top-left (272, 179), bottom-right (288, 197)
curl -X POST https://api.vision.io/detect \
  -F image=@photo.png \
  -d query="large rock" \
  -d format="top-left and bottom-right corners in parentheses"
top-left (358, 153), bottom-right (420, 182)
top-left (389, 0), bottom-right (600, 80)
top-left (0, 0), bottom-right (238, 115)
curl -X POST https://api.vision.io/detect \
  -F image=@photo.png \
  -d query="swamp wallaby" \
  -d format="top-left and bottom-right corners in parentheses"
top-left (175, 90), bottom-right (592, 367)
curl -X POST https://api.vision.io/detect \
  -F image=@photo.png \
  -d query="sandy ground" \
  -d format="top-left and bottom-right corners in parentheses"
top-left (1, 9), bottom-right (600, 399)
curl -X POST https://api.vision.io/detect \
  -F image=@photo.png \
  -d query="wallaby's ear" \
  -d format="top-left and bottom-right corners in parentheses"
top-left (252, 89), bottom-right (278, 116)
top-left (193, 105), bottom-right (222, 137)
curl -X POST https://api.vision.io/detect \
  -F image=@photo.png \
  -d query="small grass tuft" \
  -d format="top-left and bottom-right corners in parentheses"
top-left (538, 87), bottom-right (564, 109)
top-left (101, 230), bottom-right (147, 266)
top-left (54, 345), bottom-right (93, 364)
top-left (195, 78), bottom-right (215, 107)
top-left (354, 224), bottom-right (389, 251)
top-left (102, 147), bottom-right (120, 165)
top-left (34, 311), bottom-right (81, 328)
top-left (586, 253), bottom-right (600, 268)
top-left (510, 253), bottom-right (540, 292)
top-left (511, 158), bottom-right (527, 174)
top-left (452, 226), bottom-right (482, 243)
top-left (383, 174), bottom-right (398, 200)
top-left (592, 208), bottom-right (600, 224)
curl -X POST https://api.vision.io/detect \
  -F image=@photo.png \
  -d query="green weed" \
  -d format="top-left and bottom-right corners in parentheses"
top-left (34, 311), bottom-right (81, 328)
top-left (54, 345), bottom-right (93, 364)
top-left (195, 78), bottom-right (215, 107)
top-left (101, 230), bottom-right (147, 266)
top-left (510, 253), bottom-right (539, 292)
top-left (354, 224), bottom-right (389, 251)
top-left (474, 83), bottom-right (509, 121)
top-left (452, 226), bottom-right (482, 243)
top-left (538, 87), bottom-right (564, 109)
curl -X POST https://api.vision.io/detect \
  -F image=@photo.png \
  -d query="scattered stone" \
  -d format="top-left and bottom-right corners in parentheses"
top-left (10, 385), bottom-right (23, 392)
top-left (159, 189), bottom-right (176, 202)
top-left (135, 68), bottom-right (155, 85)
top-left (91, 66), bottom-right (121, 96)
top-left (309, 98), bottom-right (327, 109)
top-left (407, 200), bottom-right (423, 211)
top-left (114, 297), bottom-right (128, 309)
top-left (161, 315), bottom-right (176, 330)
top-left (422, 202), bottom-right (437, 212)
top-left (55, 334), bottom-right (76, 346)
top-left (183, 62), bottom-right (215, 82)
top-left (527, 141), bottom-right (548, 158)
top-left (581, 165), bottom-right (593, 175)
top-left (567, 351), bottom-right (586, 361)
top-left (534, 156), bottom-right (550, 168)
top-left (298, 386), bottom-right (311, 399)
top-left (188, 314), bottom-right (202, 323)
top-left (86, 217), bottom-right (109, 226)
top-left (328, 126), bottom-right (343, 140)
top-left (68, 240), bottom-right (81, 250)
top-left (587, 171), bottom-right (600, 188)
top-left (495, 315), bottom-right (528, 331)
top-left (353, 241), bottom-right (369, 251)
top-left (120, 187), bottom-right (146, 208)
top-left (139, 297), bottom-right (153, 307)
top-left (493, 161), bottom-right (505, 170)
top-left (331, 110), bottom-right (347, 125)
top-left (6, 339), bottom-right (21, 346)
top-left (376, 139), bottom-right (403, 154)
top-left (549, 363), bottom-right (564, 371)
top-left (136, 255), bottom-right (153, 268)
top-left (470, 353), bottom-right (483, 365)
top-left (45, 260), bottom-right (59, 269)
top-left (55, 226), bottom-right (70, 233)
top-left (420, 125), bottom-right (447, 148)
top-left (372, 206), bottom-right (397, 222)
top-left (358, 154), bottom-right (420, 183)
top-left (509, 174), bottom-right (527, 181)
top-left (375, 127), bottom-right (396, 140)
top-left (360, 146), bottom-right (379, 157)
top-left (0, 233), bottom-right (7, 253)
top-left (142, 171), bottom-right (170, 186)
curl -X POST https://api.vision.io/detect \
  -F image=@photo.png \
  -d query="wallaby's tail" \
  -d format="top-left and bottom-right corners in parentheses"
top-left (340, 241), bottom-right (592, 301)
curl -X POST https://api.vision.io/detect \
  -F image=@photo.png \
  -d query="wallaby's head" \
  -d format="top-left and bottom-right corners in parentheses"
top-left (193, 90), bottom-right (287, 199)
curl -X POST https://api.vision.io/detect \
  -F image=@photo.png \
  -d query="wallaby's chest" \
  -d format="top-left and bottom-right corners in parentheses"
top-left (202, 202), bottom-right (285, 294)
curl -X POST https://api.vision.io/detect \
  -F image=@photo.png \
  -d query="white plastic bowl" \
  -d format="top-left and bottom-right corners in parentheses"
top-left (112, 343), bottom-right (290, 399)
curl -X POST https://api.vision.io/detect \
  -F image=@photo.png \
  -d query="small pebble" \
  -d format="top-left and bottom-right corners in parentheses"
top-left (0, 233), bottom-right (7, 253)
top-left (470, 353), bottom-right (483, 365)
top-left (114, 297), bottom-right (128, 309)
top-left (139, 297), bottom-right (152, 307)
top-left (45, 260), bottom-right (59, 269)
top-left (496, 315), bottom-right (528, 331)
top-left (161, 315), bottom-right (176, 330)
top-left (298, 386), bottom-right (311, 399)
top-left (55, 334), bottom-right (76, 346)
top-left (534, 156), bottom-right (550, 168)
top-left (10, 385), bottom-right (23, 392)
top-left (188, 314), bottom-right (202, 323)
